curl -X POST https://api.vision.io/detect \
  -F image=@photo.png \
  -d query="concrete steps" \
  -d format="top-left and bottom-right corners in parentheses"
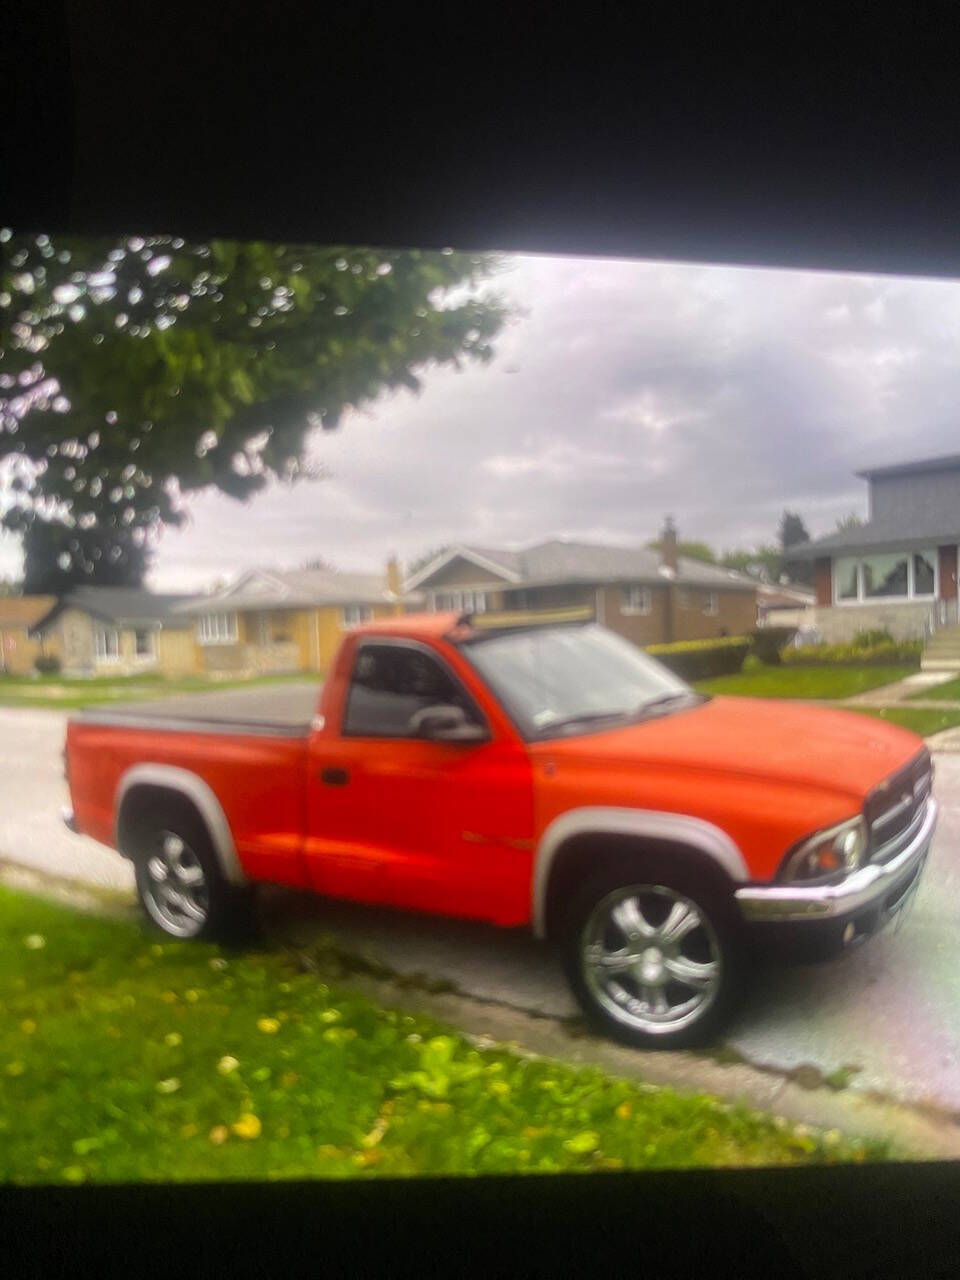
top-left (922, 624), bottom-right (960, 671)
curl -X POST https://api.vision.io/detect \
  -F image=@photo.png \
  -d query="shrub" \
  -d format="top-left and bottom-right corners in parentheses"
top-left (782, 640), bottom-right (922, 667)
top-left (852, 627), bottom-right (894, 647)
top-left (34, 655), bottom-right (62, 675)
top-left (646, 636), bottom-right (752, 680)
top-left (751, 626), bottom-right (797, 665)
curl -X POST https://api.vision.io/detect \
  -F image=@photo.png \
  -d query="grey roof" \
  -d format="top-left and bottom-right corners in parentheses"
top-left (33, 587), bottom-right (199, 632)
top-left (417, 540), bottom-right (757, 591)
top-left (856, 453), bottom-right (960, 480)
top-left (176, 568), bottom-right (423, 614)
top-left (788, 517), bottom-right (960, 560)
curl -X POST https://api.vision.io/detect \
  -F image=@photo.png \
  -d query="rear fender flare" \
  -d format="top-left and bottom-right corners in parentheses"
top-left (531, 806), bottom-right (750, 939)
top-left (115, 764), bottom-right (248, 887)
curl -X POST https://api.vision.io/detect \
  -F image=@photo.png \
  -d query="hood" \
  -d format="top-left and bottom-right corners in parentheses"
top-left (538, 695), bottom-right (924, 800)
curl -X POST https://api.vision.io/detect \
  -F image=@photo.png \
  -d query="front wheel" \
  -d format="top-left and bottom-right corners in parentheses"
top-left (560, 861), bottom-right (744, 1049)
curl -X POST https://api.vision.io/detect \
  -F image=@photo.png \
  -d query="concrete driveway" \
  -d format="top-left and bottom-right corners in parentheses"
top-left (2, 703), bottom-right (959, 1118)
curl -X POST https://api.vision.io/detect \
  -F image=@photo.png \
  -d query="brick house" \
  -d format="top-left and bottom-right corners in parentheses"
top-left (174, 559), bottom-right (421, 676)
top-left (787, 453), bottom-right (960, 643)
top-left (0, 596), bottom-right (58, 674)
top-left (30, 587), bottom-right (202, 676)
top-left (405, 522), bottom-right (758, 645)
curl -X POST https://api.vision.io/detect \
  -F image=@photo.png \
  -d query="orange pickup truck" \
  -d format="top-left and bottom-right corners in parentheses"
top-left (62, 612), bottom-right (937, 1048)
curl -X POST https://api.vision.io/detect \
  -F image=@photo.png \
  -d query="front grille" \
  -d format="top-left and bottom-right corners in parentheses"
top-left (866, 749), bottom-right (932, 864)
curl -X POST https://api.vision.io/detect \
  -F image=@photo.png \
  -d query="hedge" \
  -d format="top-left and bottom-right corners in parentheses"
top-left (646, 636), bottom-right (752, 680)
top-left (750, 626), bottom-right (797, 665)
top-left (781, 640), bottom-right (923, 667)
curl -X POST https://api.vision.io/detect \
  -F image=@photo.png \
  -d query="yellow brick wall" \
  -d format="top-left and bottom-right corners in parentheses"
top-left (0, 626), bottom-right (47, 675)
top-left (157, 628), bottom-right (202, 676)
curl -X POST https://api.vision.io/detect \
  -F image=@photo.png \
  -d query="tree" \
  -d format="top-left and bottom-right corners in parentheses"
top-left (646, 538), bottom-right (716, 564)
top-left (300, 556), bottom-right (336, 572)
top-left (778, 510), bottom-right (813, 585)
top-left (720, 545), bottom-right (781, 581)
top-left (835, 512), bottom-right (864, 531)
top-left (0, 230), bottom-right (510, 590)
top-left (778, 511), bottom-right (811, 552)
top-left (21, 518), bottom-right (149, 594)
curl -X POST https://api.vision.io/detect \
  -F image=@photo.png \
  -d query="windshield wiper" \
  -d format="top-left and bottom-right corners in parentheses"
top-left (536, 710), bottom-right (631, 734)
top-left (632, 691), bottom-right (703, 721)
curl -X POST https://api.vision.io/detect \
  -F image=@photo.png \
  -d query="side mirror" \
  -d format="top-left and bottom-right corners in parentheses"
top-left (409, 703), bottom-right (487, 743)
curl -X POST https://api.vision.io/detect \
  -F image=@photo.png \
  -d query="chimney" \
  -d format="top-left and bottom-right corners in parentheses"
top-left (660, 516), bottom-right (678, 573)
top-left (386, 555), bottom-right (403, 598)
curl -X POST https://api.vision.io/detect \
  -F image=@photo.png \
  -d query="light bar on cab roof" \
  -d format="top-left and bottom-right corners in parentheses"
top-left (458, 605), bottom-right (595, 631)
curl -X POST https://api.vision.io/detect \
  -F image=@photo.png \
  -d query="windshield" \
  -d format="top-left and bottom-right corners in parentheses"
top-left (460, 623), bottom-right (699, 739)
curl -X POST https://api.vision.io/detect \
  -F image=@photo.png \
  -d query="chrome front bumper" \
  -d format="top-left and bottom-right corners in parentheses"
top-left (61, 806), bottom-right (78, 834)
top-left (735, 796), bottom-right (938, 923)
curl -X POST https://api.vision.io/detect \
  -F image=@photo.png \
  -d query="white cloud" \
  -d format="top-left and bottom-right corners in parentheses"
top-left (10, 249), bottom-right (960, 592)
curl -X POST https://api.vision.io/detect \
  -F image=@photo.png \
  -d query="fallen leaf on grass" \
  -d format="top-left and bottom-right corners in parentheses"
top-left (209, 1126), bottom-right (229, 1145)
top-left (23, 934), bottom-right (46, 950)
top-left (563, 1131), bottom-right (599, 1155)
top-left (20, 1019), bottom-right (37, 1035)
top-left (217, 1056), bottom-right (240, 1075)
top-left (164, 1033), bottom-right (183, 1048)
top-left (156, 1077), bottom-right (181, 1094)
top-left (257, 1018), bottom-right (280, 1035)
top-left (232, 1113), bottom-right (262, 1140)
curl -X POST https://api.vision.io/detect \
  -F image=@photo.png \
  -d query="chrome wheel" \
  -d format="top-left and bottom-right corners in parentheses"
top-left (141, 830), bottom-right (210, 938)
top-left (580, 884), bottom-right (723, 1036)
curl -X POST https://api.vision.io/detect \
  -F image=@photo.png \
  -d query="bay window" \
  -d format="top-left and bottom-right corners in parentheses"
top-left (834, 550), bottom-right (936, 603)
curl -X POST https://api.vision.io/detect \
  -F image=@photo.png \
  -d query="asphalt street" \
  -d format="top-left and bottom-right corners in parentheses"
top-left (2, 700), bottom-right (958, 1113)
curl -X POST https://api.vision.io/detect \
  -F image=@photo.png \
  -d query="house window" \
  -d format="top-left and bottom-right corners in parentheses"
top-left (198, 612), bottom-right (238, 644)
top-left (134, 628), bottom-right (155, 658)
top-left (913, 551), bottom-right (936, 596)
top-left (341, 605), bottom-right (374, 628)
top-left (94, 626), bottom-right (120, 661)
top-left (834, 550), bottom-right (936, 603)
top-left (704, 592), bottom-right (719, 616)
top-left (835, 556), bottom-right (860, 601)
top-left (862, 553), bottom-right (909, 599)
top-left (434, 590), bottom-right (487, 613)
top-left (620, 586), bottom-right (652, 616)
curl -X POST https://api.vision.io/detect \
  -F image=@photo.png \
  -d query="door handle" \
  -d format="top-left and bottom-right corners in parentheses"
top-left (319, 766), bottom-right (350, 786)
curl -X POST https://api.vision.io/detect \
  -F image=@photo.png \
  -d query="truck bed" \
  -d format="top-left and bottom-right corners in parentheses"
top-left (74, 682), bottom-right (321, 737)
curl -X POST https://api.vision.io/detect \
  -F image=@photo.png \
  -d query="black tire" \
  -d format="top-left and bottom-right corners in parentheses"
top-left (129, 795), bottom-right (257, 945)
top-left (559, 853), bottom-right (745, 1050)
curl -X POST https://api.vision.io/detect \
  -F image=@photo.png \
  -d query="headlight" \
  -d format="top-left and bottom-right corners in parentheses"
top-left (779, 815), bottom-right (867, 885)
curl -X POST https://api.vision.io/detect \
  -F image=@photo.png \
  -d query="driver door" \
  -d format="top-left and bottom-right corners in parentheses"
top-left (306, 639), bottom-right (535, 925)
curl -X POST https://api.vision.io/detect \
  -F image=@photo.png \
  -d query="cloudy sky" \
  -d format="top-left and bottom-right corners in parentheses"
top-left (4, 251), bottom-right (960, 591)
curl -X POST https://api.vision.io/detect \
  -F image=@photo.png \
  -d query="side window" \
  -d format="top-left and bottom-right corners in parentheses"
top-left (343, 644), bottom-right (484, 738)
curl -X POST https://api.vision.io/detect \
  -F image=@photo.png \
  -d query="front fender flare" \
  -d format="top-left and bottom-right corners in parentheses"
top-left (531, 806), bottom-right (750, 939)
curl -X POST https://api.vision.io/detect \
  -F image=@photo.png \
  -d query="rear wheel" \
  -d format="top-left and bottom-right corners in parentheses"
top-left (560, 858), bottom-right (744, 1049)
top-left (130, 799), bottom-right (255, 943)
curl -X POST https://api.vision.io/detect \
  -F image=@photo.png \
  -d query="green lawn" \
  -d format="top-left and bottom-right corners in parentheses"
top-left (844, 706), bottom-right (960, 737)
top-left (0, 886), bottom-right (881, 1184)
top-left (906, 675), bottom-right (960, 702)
top-left (694, 665), bottom-right (912, 700)
top-left (0, 671), bottom-right (321, 710)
